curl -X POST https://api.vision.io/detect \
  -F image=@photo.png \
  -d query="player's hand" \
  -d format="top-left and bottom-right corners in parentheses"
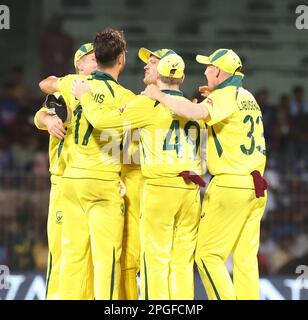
top-left (45, 115), bottom-right (66, 139)
top-left (72, 78), bottom-right (91, 100)
top-left (199, 85), bottom-right (211, 97)
top-left (44, 94), bottom-right (68, 122)
top-left (141, 84), bottom-right (162, 100)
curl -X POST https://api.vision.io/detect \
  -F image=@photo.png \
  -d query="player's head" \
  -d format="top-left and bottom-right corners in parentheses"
top-left (93, 28), bottom-right (127, 74)
top-left (196, 49), bottom-right (242, 89)
top-left (156, 54), bottom-right (185, 89)
top-left (138, 48), bottom-right (177, 85)
top-left (74, 43), bottom-right (97, 75)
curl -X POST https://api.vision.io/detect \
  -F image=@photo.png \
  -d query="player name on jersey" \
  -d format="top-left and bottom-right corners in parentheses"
top-left (238, 100), bottom-right (261, 111)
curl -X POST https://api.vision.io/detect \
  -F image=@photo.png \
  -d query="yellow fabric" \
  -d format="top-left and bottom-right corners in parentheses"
top-left (34, 106), bottom-right (72, 177)
top-left (139, 177), bottom-right (201, 300)
top-left (79, 89), bottom-right (205, 300)
top-left (196, 49), bottom-right (242, 74)
top-left (57, 72), bottom-right (135, 179)
top-left (195, 175), bottom-right (267, 300)
top-left (33, 107), bottom-right (48, 130)
top-left (201, 85), bottom-right (266, 176)
top-left (157, 54), bottom-right (185, 78)
top-left (121, 129), bottom-right (141, 170)
top-left (59, 177), bottom-right (124, 300)
top-left (119, 269), bottom-right (139, 300)
top-left (74, 43), bottom-right (93, 68)
top-left (45, 175), bottom-right (94, 300)
top-left (34, 103), bottom-right (75, 299)
top-left (80, 92), bottom-right (206, 179)
top-left (54, 72), bottom-right (136, 299)
top-left (119, 167), bottom-right (144, 300)
top-left (120, 128), bottom-right (143, 300)
top-left (138, 48), bottom-right (176, 63)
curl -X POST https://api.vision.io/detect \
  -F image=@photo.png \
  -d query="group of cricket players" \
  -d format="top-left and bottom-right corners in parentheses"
top-left (34, 27), bottom-right (268, 300)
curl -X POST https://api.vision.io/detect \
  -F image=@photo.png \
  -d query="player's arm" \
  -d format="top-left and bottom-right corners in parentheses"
top-left (142, 84), bottom-right (209, 120)
top-left (80, 92), bottom-right (149, 131)
top-left (34, 107), bottom-right (66, 139)
top-left (39, 76), bottom-right (60, 94)
top-left (73, 79), bottom-right (148, 130)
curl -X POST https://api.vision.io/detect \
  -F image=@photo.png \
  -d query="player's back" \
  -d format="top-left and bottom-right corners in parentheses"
top-left (58, 71), bottom-right (135, 179)
top-left (206, 86), bottom-right (266, 176)
top-left (131, 92), bottom-right (206, 179)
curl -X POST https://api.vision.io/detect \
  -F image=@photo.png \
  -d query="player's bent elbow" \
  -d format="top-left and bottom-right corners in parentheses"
top-left (39, 76), bottom-right (58, 94)
top-left (39, 79), bottom-right (48, 93)
top-left (195, 106), bottom-right (209, 120)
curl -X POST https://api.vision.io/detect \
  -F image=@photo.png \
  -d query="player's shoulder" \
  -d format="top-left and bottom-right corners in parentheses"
top-left (127, 94), bottom-right (154, 107)
top-left (237, 87), bottom-right (256, 101)
top-left (59, 74), bottom-right (87, 89)
top-left (218, 85), bottom-right (238, 98)
top-left (117, 85), bottom-right (135, 98)
top-left (208, 86), bottom-right (238, 107)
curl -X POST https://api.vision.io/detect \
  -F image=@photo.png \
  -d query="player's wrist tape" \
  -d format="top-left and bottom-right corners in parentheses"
top-left (44, 94), bottom-right (68, 122)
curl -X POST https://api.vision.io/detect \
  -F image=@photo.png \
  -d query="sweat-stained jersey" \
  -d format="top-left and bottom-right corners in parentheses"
top-left (57, 70), bottom-right (135, 179)
top-left (201, 74), bottom-right (266, 176)
top-left (79, 89), bottom-right (206, 182)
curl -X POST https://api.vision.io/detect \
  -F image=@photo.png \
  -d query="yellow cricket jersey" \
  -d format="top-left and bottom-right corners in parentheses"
top-left (121, 128), bottom-right (141, 171)
top-left (34, 105), bottom-right (72, 177)
top-left (57, 71), bottom-right (135, 179)
top-left (201, 74), bottom-right (266, 176)
top-left (80, 89), bottom-right (206, 180)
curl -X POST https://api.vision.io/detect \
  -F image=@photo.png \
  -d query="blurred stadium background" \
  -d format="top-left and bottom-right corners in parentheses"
top-left (0, 0), bottom-right (308, 300)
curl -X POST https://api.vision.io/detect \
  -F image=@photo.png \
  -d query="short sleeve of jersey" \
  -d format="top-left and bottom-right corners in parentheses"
top-left (201, 87), bottom-right (238, 126)
top-left (57, 74), bottom-right (86, 111)
top-left (34, 106), bottom-right (48, 130)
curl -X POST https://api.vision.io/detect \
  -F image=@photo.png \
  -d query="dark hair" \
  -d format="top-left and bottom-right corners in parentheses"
top-left (93, 28), bottom-right (127, 68)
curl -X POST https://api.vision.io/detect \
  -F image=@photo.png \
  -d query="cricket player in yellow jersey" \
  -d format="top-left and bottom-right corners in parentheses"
top-left (44, 29), bottom-right (135, 300)
top-left (72, 49), bottom-right (206, 300)
top-left (120, 134), bottom-right (143, 300)
top-left (40, 34), bottom-right (141, 301)
top-left (34, 43), bottom-right (97, 299)
top-left (143, 49), bottom-right (268, 300)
